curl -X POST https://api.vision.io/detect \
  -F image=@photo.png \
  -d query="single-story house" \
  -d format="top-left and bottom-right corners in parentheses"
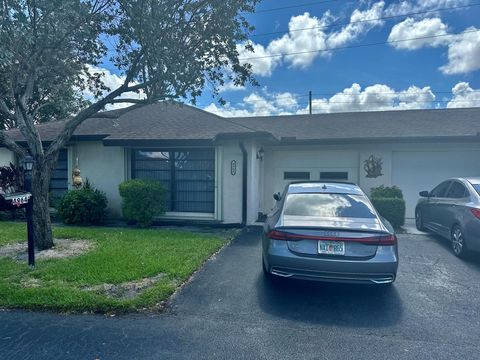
top-left (1, 102), bottom-right (480, 225)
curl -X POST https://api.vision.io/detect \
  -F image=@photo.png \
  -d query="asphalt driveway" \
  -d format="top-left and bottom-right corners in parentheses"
top-left (1, 228), bottom-right (480, 360)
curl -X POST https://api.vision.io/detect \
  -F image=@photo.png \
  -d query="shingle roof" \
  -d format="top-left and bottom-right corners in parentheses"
top-left (5, 102), bottom-right (480, 145)
top-left (102, 102), bottom-right (256, 144)
top-left (233, 107), bottom-right (480, 142)
top-left (6, 102), bottom-right (256, 144)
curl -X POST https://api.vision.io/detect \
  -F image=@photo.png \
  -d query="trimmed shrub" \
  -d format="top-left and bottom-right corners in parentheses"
top-left (370, 197), bottom-right (406, 228)
top-left (370, 185), bottom-right (403, 199)
top-left (57, 188), bottom-right (108, 225)
top-left (370, 185), bottom-right (406, 228)
top-left (119, 179), bottom-right (166, 227)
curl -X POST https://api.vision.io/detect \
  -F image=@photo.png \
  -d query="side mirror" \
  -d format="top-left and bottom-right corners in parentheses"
top-left (419, 190), bottom-right (430, 198)
top-left (273, 192), bottom-right (282, 201)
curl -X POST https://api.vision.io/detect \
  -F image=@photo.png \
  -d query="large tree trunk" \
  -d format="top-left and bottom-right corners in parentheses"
top-left (31, 158), bottom-right (56, 250)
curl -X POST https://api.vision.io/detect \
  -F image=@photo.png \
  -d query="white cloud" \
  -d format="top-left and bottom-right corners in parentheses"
top-left (388, 17), bottom-right (449, 49)
top-left (440, 28), bottom-right (480, 74)
top-left (237, 42), bottom-right (280, 77)
top-left (447, 82), bottom-right (480, 108)
top-left (83, 65), bottom-right (145, 110)
top-left (303, 83), bottom-right (435, 113)
top-left (266, 12), bottom-right (329, 69)
top-left (204, 83), bottom-right (438, 117)
top-left (240, 2), bottom-right (386, 77)
top-left (204, 103), bottom-right (255, 117)
top-left (218, 81), bottom-right (246, 93)
top-left (327, 1), bottom-right (385, 48)
top-left (274, 92), bottom-right (298, 109)
top-left (243, 93), bottom-right (277, 116)
top-left (204, 90), bottom-right (299, 117)
top-left (384, 0), bottom-right (469, 17)
top-left (387, 15), bottom-right (480, 75)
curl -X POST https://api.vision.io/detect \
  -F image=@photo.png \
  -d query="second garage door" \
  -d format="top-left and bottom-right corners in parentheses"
top-left (392, 150), bottom-right (480, 218)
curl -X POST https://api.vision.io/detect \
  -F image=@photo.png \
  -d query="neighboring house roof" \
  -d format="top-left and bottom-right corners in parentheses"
top-left (233, 107), bottom-right (480, 143)
top-left (4, 102), bottom-right (480, 146)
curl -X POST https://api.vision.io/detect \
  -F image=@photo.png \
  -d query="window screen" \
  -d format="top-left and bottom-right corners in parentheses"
top-left (132, 149), bottom-right (215, 213)
top-left (283, 193), bottom-right (376, 218)
top-left (320, 171), bottom-right (349, 181)
top-left (49, 149), bottom-right (68, 201)
top-left (284, 172), bottom-right (310, 180)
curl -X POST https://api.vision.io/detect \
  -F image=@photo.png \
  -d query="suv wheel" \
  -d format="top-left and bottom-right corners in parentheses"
top-left (451, 225), bottom-right (468, 258)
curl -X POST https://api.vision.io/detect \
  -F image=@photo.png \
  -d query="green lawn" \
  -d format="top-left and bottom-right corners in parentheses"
top-left (0, 222), bottom-right (230, 313)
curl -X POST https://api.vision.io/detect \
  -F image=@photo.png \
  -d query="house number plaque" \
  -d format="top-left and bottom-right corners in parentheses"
top-left (231, 160), bottom-right (237, 175)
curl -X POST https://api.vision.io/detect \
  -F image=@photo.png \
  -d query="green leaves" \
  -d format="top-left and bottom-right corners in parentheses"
top-left (119, 179), bottom-right (166, 227)
top-left (0, 0), bottom-right (258, 129)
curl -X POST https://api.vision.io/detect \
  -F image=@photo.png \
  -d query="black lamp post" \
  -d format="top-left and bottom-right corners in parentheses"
top-left (23, 156), bottom-right (35, 269)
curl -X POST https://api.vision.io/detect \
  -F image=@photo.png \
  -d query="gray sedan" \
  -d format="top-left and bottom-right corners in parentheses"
top-left (262, 182), bottom-right (398, 284)
top-left (415, 178), bottom-right (480, 258)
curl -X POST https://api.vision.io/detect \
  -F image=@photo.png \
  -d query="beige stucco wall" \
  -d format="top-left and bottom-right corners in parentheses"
top-left (71, 142), bottom-right (126, 218)
top-left (0, 148), bottom-right (15, 166)
top-left (219, 142), bottom-right (244, 224)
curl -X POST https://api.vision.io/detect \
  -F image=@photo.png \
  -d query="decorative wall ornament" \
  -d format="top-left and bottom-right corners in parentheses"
top-left (72, 168), bottom-right (83, 189)
top-left (364, 155), bottom-right (383, 178)
top-left (72, 157), bottom-right (83, 189)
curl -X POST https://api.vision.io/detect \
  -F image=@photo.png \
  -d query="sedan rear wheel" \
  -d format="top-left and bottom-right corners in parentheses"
top-left (451, 225), bottom-right (468, 258)
top-left (415, 209), bottom-right (426, 231)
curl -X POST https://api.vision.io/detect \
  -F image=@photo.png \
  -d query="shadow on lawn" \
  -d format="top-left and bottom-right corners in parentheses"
top-left (256, 274), bottom-right (403, 328)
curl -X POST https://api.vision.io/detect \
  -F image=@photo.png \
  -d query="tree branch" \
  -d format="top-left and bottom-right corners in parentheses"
top-left (14, 92), bottom-right (43, 157)
top-left (45, 83), bottom-right (129, 157)
top-left (0, 131), bottom-right (27, 158)
top-left (107, 98), bottom-right (146, 104)
top-left (0, 99), bottom-right (15, 121)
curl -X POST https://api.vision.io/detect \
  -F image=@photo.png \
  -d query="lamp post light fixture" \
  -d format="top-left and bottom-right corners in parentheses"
top-left (22, 156), bottom-right (35, 269)
top-left (256, 146), bottom-right (265, 160)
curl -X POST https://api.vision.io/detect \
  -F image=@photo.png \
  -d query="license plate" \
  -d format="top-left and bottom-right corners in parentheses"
top-left (318, 240), bottom-right (345, 255)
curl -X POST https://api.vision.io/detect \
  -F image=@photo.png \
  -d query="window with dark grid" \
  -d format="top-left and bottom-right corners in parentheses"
top-left (50, 149), bottom-right (68, 201)
top-left (132, 149), bottom-right (215, 213)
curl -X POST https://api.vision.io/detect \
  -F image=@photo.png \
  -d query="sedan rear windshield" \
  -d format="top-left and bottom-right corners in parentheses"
top-left (283, 193), bottom-right (376, 219)
top-left (473, 184), bottom-right (480, 196)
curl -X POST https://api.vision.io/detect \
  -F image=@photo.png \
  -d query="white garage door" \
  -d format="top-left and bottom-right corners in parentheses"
top-left (263, 149), bottom-right (359, 213)
top-left (392, 150), bottom-right (480, 218)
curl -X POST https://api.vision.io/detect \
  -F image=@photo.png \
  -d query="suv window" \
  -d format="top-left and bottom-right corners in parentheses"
top-left (283, 193), bottom-right (376, 219)
top-left (446, 182), bottom-right (467, 199)
top-left (430, 181), bottom-right (451, 198)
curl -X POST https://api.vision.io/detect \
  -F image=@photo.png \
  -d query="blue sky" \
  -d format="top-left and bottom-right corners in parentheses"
top-left (99, 0), bottom-right (480, 116)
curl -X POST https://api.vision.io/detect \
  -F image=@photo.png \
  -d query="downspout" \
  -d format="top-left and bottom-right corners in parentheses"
top-left (239, 141), bottom-right (248, 226)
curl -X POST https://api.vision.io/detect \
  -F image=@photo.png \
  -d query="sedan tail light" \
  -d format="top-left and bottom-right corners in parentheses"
top-left (471, 208), bottom-right (480, 219)
top-left (267, 230), bottom-right (397, 245)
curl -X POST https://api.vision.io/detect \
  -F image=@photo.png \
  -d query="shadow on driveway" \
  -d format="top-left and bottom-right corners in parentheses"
top-left (424, 232), bottom-right (480, 270)
top-left (256, 273), bottom-right (403, 328)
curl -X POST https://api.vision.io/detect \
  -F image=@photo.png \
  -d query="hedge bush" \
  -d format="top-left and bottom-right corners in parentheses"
top-left (370, 185), bottom-right (404, 199)
top-left (370, 185), bottom-right (405, 228)
top-left (370, 197), bottom-right (406, 228)
top-left (57, 188), bottom-right (108, 225)
top-left (119, 179), bottom-right (166, 227)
